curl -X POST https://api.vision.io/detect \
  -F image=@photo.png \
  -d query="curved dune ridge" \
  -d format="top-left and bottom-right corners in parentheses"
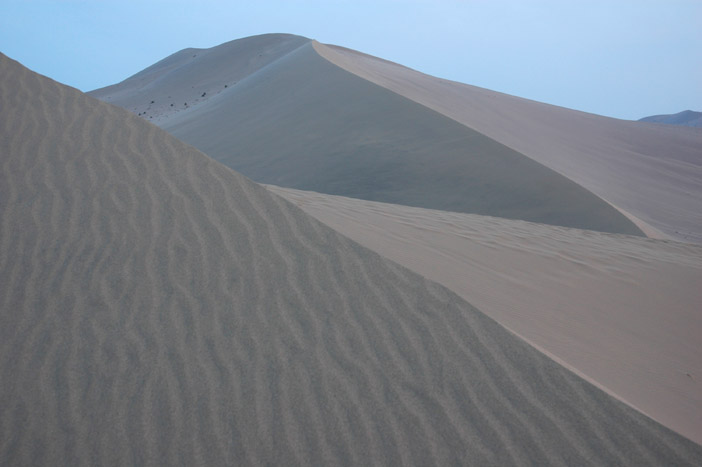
top-left (3, 54), bottom-right (702, 465)
top-left (269, 185), bottom-right (702, 445)
top-left (90, 34), bottom-right (644, 237)
top-left (313, 42), bottom-right (702, 243)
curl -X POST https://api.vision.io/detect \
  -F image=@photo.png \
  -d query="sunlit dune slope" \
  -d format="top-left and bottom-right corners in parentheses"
top-left (314, 42), bottom-right (702, 243)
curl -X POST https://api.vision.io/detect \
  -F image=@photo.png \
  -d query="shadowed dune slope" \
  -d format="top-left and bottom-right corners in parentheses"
top-left (91, 37), bottom-right (643, 236)
top-left (314, 43), bottom-right (702, 243)
top-left (270, 185), bottom-right (702, 445)
top-left (3, 54), bottom-right (702, 466)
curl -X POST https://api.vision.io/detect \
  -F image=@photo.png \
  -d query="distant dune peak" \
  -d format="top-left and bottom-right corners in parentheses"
top-left (639, 110), bottom-right (702, 128)
top-left (91, 33), bottom-right (311, 123)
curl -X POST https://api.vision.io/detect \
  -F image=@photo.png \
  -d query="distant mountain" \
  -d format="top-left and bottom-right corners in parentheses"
top-left (639, 110), bottom-right (702, 127)
top-left (91, 34), bottom-right (702, 242)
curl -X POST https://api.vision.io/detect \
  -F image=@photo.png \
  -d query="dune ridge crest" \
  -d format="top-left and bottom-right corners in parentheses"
top-left (312, 41), bottom-right (702, 243)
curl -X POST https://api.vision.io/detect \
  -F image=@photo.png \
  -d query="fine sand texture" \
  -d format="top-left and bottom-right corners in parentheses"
top-left (90, 35), bottom-right (643, 236)
top-left (314, 42), bottom-right (702, 243)
top-left (4, 54), bottom-right (702, 465)
top-left (269, 185), bottom-right (702, 445)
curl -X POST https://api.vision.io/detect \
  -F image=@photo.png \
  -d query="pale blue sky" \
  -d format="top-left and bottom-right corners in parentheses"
top-left (1, 0), bottom-right (700, 120)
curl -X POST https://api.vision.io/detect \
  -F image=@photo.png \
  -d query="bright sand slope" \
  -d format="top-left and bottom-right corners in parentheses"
top-left (269, 185), bottom-right (702, 445)
top-left (3, 53), bottom-right (702, 465)
top-left (314, 42), bottom-right (702, 243)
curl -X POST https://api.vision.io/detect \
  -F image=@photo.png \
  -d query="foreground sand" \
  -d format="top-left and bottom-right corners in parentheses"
top-left (3, 53), bottom-right (702, 465)
top-left (269, 185), bottom-right (702, 445)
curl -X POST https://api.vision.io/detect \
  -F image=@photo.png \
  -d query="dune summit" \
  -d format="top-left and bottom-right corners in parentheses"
top-left (639, 110), bottom-right (702, 128)
top-left (3, 52), bottom-right (702, 465)
top-left (91, 34), bottom-right (648, 237)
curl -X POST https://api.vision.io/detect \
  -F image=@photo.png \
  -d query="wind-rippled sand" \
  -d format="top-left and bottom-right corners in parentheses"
top-left (2, 53), bottom-right (702, 465)
top-left (269, 185), bottom-right (702, 445)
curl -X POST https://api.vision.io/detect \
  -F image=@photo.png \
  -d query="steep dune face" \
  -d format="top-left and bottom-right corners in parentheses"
top-left (314, 43), bottom-right (702, 243)
top-left (270, 185), bottom-right (702, 445)
top-left (3, 53), bottom-right (702, 465)
top-left (91, 36), bottom-right (644, 236)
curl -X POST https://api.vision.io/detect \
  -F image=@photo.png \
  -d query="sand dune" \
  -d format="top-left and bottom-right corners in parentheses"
top-left (314, 42), bottom-right (702, 243)
top-left (91, 35), bottom-right (643, 236)
top-left (269, 185), bottom-right (702, 445)
top-left (4, 53), bottom-right (702, 465)
top-left (640, 110), bottom-right (702, 128)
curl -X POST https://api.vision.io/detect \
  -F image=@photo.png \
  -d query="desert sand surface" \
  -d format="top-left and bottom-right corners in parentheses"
top-left (269, 185), bottom-right (702, 445)
top-left (90, 34), bottom-right (644, 236)
top-left (4, 53), bottom-right (702, 465)
top-left (314, 42), bottom-right (702, 243)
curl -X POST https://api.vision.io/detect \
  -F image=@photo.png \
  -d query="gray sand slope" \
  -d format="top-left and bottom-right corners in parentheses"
top-left (3, 54), bottom-right (702, 465)
top-left (314, 43), bottom-right (702, 243)
top-left (91, 34), bottom-right (643, 236)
